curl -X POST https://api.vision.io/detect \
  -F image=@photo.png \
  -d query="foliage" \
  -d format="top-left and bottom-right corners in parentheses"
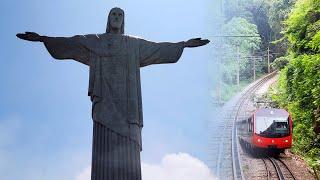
top-left (268, 0), bottom-right (320, 172)
top-left (221, 17), bottom-right (261, 82)
top-left (224, 0), bottom-right (273, 48)
top-left (220, 81), bottom-right (249, 102)
top-left (271, 56), bottom-right (290, 70)
top-left (224, 0), bottom-right (256, 22)
top-left (268, 0), bottom-right (296, 56)
top-left (223, 0), bottom-right (293, 73)
top-left (217, 0), bottom-right (271, 103)
top-left (268, 0), bottom-right (295, 39)
top-left (285, 0), bottom-right (320, 54)
top-left (270, 54), bottom-right (320, 169)
top-left (222, 17), bottom-right (261, 51)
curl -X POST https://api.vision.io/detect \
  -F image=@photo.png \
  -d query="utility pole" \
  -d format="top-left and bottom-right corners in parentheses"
top-left (211, 35), bottom-right (261, 87)
top-left (267, 45), bottom-right (270, 73)
top-left (253, 57), bottom-right (256, 81)
top-left (252, 49), bottom-right (256, 81)
top-left (237, 45), bottom-right (240, 87)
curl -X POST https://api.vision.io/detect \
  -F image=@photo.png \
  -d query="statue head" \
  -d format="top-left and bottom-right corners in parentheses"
top-left (106, 7), bottom-right (125, 34)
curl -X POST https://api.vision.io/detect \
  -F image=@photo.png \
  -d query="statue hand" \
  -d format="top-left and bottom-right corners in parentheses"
top-left (16, 32), bottom-right (43, 42)
top-left (185, 38), bottom-right (210, 48)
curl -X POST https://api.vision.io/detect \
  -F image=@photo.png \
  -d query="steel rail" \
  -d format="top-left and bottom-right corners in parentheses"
top-left (261, 156), bottom-right (297, 180)
top-left (269, 157), bottom-right (286, 180)
top-left (232, 72), bottom-right (277, 180)
top-left (277, 158), bottom-right (297, 180)
top-left (262, 158), bottom-right (271, 180)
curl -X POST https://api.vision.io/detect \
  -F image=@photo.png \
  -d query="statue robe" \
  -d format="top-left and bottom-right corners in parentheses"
top-left (43, 33), bottom-right (184, 180)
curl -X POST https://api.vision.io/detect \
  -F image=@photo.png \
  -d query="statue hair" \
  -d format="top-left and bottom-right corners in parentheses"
top-left (106, 7), bottom-right (125, 34)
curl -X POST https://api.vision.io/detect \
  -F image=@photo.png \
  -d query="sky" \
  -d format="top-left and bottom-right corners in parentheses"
top-left (0, 0), bottom-right (220, 179)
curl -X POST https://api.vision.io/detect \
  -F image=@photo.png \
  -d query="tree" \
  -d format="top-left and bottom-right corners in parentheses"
top-left (270, 0), bottom-right (320, 171)
top-left (221, 17), bottom-right (261, 82)
top-left (267, 0), bottom-right (296, 57)
top-left (285, 0), bottom-right (320, 54)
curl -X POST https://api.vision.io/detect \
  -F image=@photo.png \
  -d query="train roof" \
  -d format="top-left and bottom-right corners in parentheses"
top-left (255, 108), bottom-right (289, 117)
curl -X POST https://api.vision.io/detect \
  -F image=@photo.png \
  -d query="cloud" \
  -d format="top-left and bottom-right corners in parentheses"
top-left (142, 153), bottom-right (217, 180)
top-left (75, 153), bottom-right (217, 180)
top-left (75, 166), bottom-right (91, 180)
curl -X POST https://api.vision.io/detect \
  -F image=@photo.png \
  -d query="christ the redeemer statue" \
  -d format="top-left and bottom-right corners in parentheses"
top-left (17, 7), bottom-right (209, 180)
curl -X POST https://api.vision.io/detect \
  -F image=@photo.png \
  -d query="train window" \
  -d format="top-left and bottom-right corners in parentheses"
top-left (255, 116), bottom-right (290, 137)
top-left (248, 118), bottom-right (252, 132)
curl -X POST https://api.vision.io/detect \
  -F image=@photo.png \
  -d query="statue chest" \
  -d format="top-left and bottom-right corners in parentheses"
top-left (90, 35), bottom-right (139, 99)
top-left (100, 52), bottom-right (130, 99)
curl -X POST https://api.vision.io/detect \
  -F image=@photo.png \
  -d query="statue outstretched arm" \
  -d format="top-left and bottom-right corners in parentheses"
top-left (17, 32), bottom-right (90, 65)
top-left (138, 37), bottom-right (210, 67)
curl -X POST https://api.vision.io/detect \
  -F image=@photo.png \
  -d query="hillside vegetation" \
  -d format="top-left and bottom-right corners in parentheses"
top-left (219, 0), bottom-right (320, 174)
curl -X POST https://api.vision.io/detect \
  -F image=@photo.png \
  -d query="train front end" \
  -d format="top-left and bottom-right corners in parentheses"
top-left (252, 108), bottom-right (293, 150)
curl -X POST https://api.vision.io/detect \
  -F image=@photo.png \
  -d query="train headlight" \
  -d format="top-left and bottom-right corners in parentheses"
top-left (284, 139), bottom-right (288, 143)
top-left (257, 139), bottom-right (262, 143)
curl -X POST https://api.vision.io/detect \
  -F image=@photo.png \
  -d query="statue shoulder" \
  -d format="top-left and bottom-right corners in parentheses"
top-left (70, 34), bottom-right (100, 42)
top-left (83, 34), bottom-right (102, 39)
top-left (125, 34), bottom-right (141, 39)
top-left (123, 34), bottom-right (147, 41)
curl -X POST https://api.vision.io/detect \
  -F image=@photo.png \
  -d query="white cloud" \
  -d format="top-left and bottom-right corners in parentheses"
top-left (75, 166), bottom-right (91, 180)
top-left (142, 153), bottom-right (217, 180)
top-left (75, 153), bottom-right (217, 180)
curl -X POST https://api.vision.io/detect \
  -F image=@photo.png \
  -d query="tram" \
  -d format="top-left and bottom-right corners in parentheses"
top-left (238, 108), bottom-right (293, 154)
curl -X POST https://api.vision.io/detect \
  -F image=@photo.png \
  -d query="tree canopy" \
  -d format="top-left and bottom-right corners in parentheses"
top-left (270, 0), bottom-right (320, 171)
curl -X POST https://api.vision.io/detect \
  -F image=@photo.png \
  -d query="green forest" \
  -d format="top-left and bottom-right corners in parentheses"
top-left (219, 0), bottom-right (320, 175)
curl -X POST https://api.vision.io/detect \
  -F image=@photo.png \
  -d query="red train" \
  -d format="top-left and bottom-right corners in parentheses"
top-left (238, 108), bottom-right (293, 154)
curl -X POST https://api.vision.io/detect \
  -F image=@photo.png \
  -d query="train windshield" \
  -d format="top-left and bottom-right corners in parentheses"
top-left (255, 116), bottom-right (290, 138)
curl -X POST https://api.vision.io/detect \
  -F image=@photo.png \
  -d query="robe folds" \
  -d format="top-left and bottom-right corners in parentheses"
top-left (43, 33), bottom-right (184, 149)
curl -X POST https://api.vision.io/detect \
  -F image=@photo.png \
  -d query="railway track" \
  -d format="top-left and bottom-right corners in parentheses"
top-left (262, 157), bottom-right (296, 180)
top-left (231, 72), bottom-right (277, 180)
top-left (227, 71), bottom-right (297, 180)
top-left (208, 72), bottom-right (278, 179)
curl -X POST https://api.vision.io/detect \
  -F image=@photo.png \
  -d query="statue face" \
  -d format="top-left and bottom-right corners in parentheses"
top-left (109, 8), bottom-right (124, 31)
